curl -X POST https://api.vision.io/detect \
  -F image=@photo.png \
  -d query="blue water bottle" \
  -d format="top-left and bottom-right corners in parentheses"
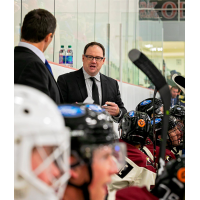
top-left (66, 45), bottom-right (73, 67)
top-left (59, 45), bottom-right (66, 64)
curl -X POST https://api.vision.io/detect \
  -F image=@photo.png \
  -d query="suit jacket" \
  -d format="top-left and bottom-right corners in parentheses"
top-left (14, 46), bottom-right (64, 104)
top-left (57, 68), bottom-right (127, 121)
top-left (170, 96), bottom-right (179, 107)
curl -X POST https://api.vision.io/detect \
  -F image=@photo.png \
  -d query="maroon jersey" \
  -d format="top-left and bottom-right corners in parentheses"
top-left (107, 139), bottom-right (156, 193)
top-left (145, 137), bottom-right (153, 145)
top-left (145, 137), bottom-right (176, 164)
top-left (115, 186), bottom-right (159, 200)
top-left (123, 139), bottom-right (156, 173)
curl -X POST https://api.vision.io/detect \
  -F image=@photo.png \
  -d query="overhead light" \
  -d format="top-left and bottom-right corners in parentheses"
top-left (150, 47), bottom-right (157, 51)
top-left (145, 44), bottom-right (153, 48)
top-left (150, 47), bottom-right (163, 51)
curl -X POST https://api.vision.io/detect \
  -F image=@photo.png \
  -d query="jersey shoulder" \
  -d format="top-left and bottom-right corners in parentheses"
top-left (126, 142), bottom-right (156, 172)
top-left (165, 148), bottom-right (176, 161)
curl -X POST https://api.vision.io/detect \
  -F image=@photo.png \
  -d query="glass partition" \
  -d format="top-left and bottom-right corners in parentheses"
top-left (54, 0), bottom-right (78, 67)
top-left (122, 9), bottom-right (139, 85)
top-left (95, 0), bottom-right (109, 76)
top-left (14, 0), bottom-right (163, 88)
top-left (14, 0), bottom-right (21, 47)
top-left (137, 19), bottom-right (163, 88)
top-left (134, 4), bottom-right (163, 88)
top-left (76, 0), bottom-right (96, 70)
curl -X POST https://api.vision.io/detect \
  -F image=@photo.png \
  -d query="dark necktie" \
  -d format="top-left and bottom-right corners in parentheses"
top-left (90, 77), bottom-right (100, 105)
top-left (45, 59), bottom-right (53, 75)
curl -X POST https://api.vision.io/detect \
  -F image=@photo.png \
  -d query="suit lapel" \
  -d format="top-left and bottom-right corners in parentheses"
top-left (76, 68), bottom-right (88, 101)
top-left (100, 73), bottom-right (108, 105)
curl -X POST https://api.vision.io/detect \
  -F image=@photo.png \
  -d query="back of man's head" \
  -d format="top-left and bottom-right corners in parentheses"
top-left (21, 9), bottom-right (56, 43)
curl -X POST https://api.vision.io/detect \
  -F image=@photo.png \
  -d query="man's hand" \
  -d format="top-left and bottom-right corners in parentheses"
top-left (102, 101), bottom-right (120, 117)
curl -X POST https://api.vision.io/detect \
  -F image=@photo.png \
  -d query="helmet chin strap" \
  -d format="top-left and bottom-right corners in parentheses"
top-left (68, 163), bottom-right (93, 200)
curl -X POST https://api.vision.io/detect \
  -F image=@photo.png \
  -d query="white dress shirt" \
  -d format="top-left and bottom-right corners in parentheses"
top-left (18, 41), bottom-right (45, 64)
top-left (82, 67), bottom-right (102, 105)
top-left (82, 67), bottom-right (122, 121)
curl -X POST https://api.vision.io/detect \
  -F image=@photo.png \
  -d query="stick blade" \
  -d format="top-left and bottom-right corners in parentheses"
top-left (172, 74), bottom-right (185, 94)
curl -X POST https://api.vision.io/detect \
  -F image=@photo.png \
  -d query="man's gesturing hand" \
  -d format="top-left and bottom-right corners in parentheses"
top-left (102, 101), bottom-right (120, 117)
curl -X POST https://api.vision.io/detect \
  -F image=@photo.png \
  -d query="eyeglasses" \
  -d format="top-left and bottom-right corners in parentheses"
top-left (84, 55), bottom-right (104, 62)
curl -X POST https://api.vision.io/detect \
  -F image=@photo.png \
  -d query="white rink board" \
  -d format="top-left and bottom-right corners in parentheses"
top-left (50, 62), bottom-right (160, 138)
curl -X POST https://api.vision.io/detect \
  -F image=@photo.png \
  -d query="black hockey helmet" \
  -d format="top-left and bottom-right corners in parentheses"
top-left (152, 155), bottom-right (185, 200)
top-left (119, 110), bottom-right (151, 146)
top-left (58, 104), bottom-right (126, 199)
top-left (136, 98), bottom-right (163, 117)
top-left (149, 114), bottom-right (164, 142)
top-left (167, 115), bottom-right (183, 156)
top-left (170, 105), bottom-right (185, 121)
top-left (149, 115), bottom-right (181, 148)
top-left (150, 115), bottom-right (177, 134)
top-left (58, 104), bottom-right (125, 163)
top-left (168, 115), bottom-right (177, 131)
top-left (170, 105), bottom-right (185, 144)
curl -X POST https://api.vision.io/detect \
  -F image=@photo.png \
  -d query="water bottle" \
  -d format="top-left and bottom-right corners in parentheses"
top-left (59, 45), bottom-right (66, 64)
top-left (66, 45), bottom-right (73, 67)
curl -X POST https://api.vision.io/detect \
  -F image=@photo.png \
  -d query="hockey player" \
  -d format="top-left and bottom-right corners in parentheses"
top-left (136, 98), bottom-right (163, 118)
top-left (58, 104), bottom-right (126, 200)
top-left (135, 98), bottom-right (164, 161)
top-left (107, 155), bottom-right (185, 200)
top-left (145, 114), bottom-right (181, 164)
top-left (167, 115), bottom-right (182, 148)
top-left (170, 105), bottom-right (185, 140)
top-left (14, 85), bottom-right (71, 200)
top-left (107, 110), bottom-right (156, 195)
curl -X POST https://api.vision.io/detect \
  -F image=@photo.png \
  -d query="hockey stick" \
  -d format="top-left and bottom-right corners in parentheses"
top-left (128, 49), bottom-right (171, 176)
top-left (172, 74), bottom-right (185, 94)
top-left (152, 88), bottom-right (157, 168)
top-left (172, 74), bottom-right (185, 155)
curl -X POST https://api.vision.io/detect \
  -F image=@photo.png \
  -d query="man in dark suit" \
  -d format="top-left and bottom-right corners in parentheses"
top-left (170, 86), bottom-right (180, 107)
top-left (57, 42), bottom-right (127, 122)
top-left (14, 9), bottom-right (63, 104)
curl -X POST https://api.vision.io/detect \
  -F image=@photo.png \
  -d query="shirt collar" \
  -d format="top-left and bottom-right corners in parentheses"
top-left (18, 41), bottom-right (46, 64)
top-left (82, 67), bottom-right (100, 82)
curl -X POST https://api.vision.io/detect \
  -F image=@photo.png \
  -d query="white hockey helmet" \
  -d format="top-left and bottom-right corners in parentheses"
top-left (14, 85), bottom-right (70, 200)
